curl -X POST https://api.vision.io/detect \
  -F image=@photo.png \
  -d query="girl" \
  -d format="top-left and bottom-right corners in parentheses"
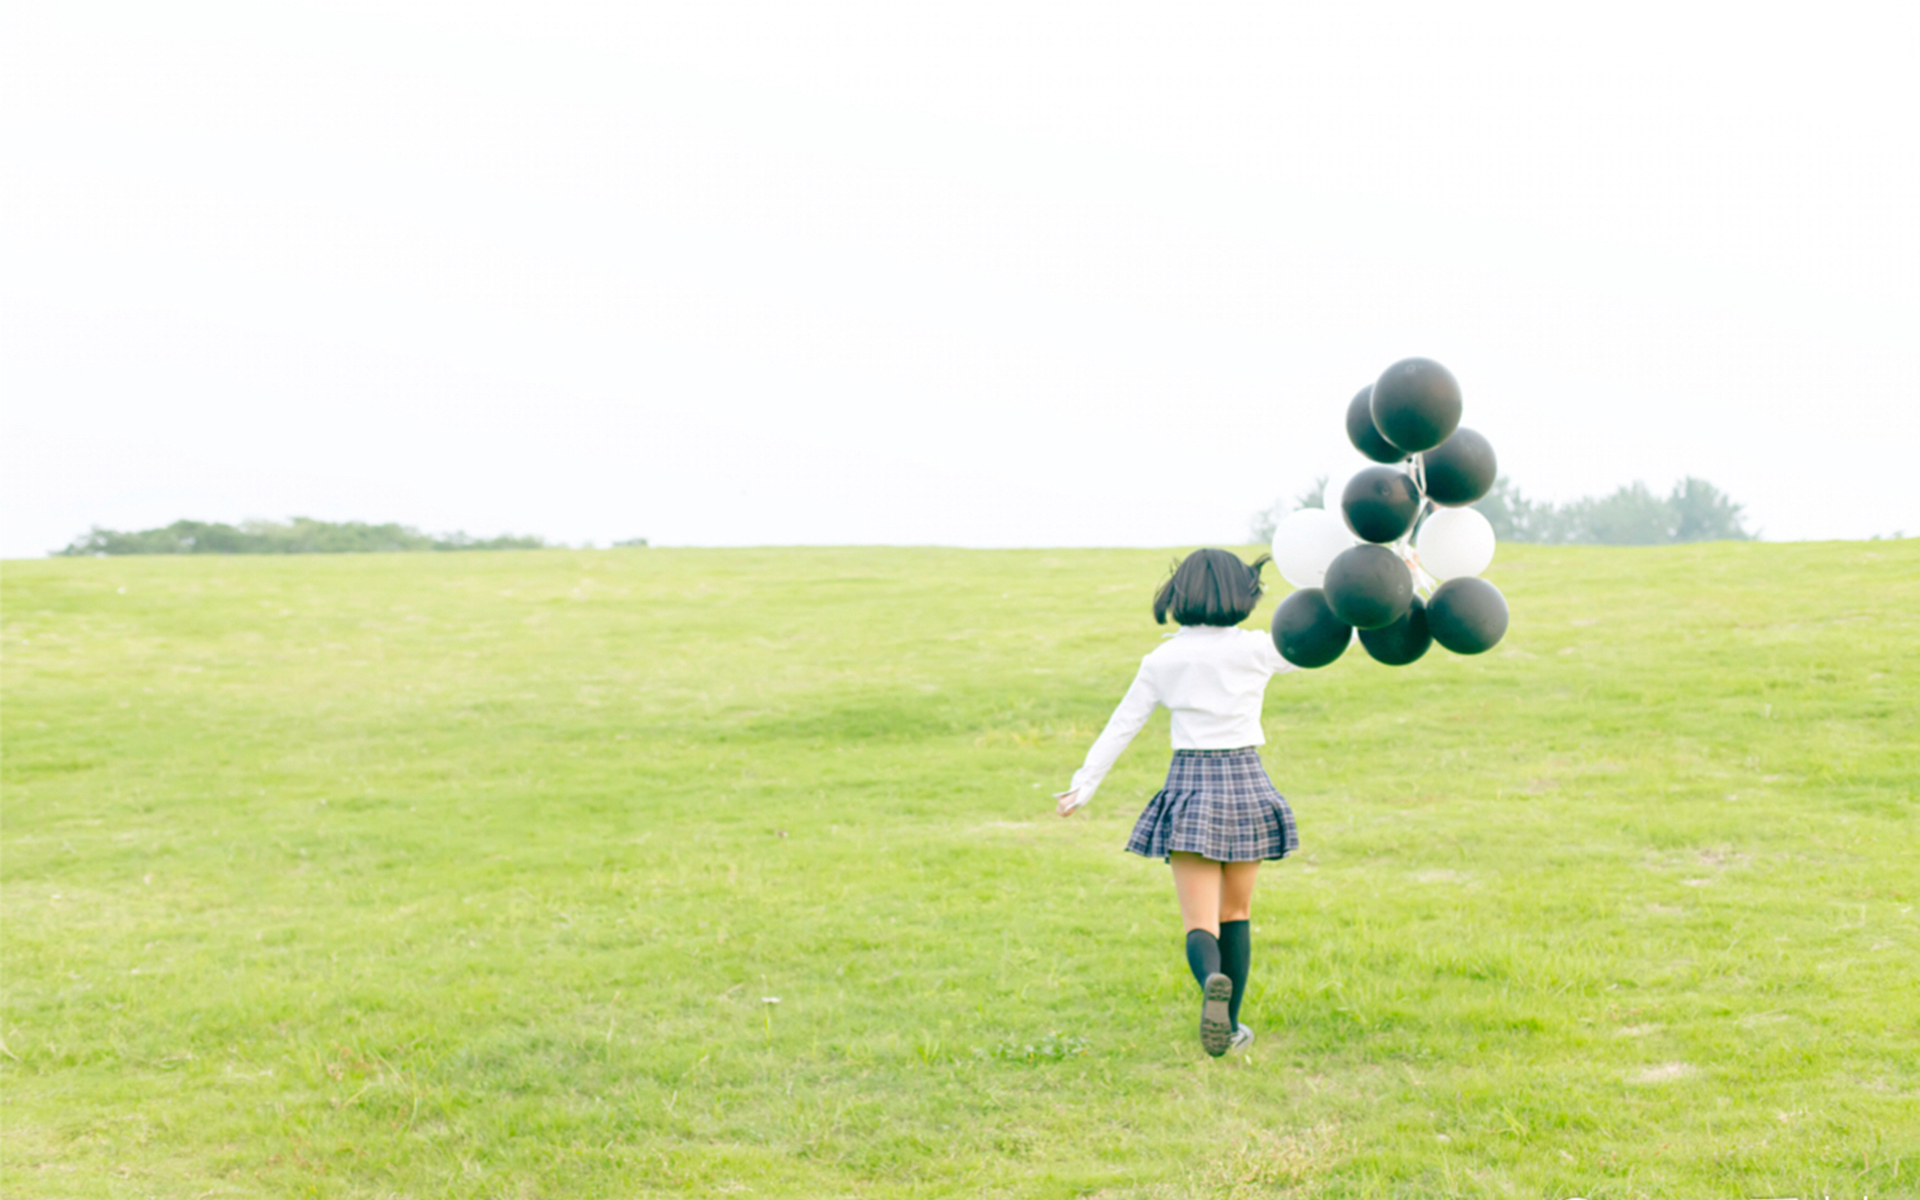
top-left (1054, 548), bottom-right (1298, 1057)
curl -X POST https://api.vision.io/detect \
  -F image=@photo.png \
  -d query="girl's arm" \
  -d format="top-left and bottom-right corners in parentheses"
top-left (1250, 627), bottom-right (1299, 676)
top-left (1057, 661), bottom-right (1159, 815)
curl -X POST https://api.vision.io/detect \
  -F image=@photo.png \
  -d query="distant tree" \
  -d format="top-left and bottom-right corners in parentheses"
top-left (1560, 482), bottom-right (1676, 546)
top-left (1471, 476), bottom-right (1541, 543)
top-left (57, 518), bottom-right (547, 556)
top-left (1249, 502), bottom-right (1282, 545)
top-left (1472, 476), bottom-right (1755, 545)
top-left (1249, 476), bottom-right (1331, 543)
top-left (1668, 476), bottom-right (1754, 542)
top-left (612, 537), bottom-right (650, 548)
top-left (425, 528), bottom-right (549, 552)
top-left (1294, 475), bottom-right (1331, 511)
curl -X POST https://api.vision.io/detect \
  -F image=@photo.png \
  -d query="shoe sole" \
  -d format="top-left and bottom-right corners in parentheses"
top-left (1200, 973), bottom-right (1233, 1057)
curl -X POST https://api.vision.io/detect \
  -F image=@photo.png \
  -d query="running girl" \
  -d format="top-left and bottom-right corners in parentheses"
top-left (1054, 548), bottom-right (1298, 1057)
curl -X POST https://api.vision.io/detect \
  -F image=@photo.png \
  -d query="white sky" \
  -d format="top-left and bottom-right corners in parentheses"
top-left (5, 1), bottom-right (1917, 556)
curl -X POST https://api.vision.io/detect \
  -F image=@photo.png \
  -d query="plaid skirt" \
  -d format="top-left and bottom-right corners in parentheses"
top-left (1125, 748), bottom-right (1298, 863)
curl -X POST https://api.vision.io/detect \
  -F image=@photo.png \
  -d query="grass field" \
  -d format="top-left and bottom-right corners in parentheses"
top-left (4, 541), bottom-right (1917, 1198)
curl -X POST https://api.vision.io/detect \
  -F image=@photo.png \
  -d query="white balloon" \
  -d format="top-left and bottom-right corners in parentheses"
top-left (1416, 506), bottom-right (1497, 580)
top-left (1270, 507), bottom-right (1356, 589)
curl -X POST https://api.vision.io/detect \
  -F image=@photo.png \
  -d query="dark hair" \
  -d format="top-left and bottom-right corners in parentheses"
top-left (1152, 548), bottom-right (1272, 627)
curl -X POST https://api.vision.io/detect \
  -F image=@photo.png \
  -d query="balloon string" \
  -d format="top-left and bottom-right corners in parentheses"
top-left (1400, 541), bottom-right (1438, 599)
top-left (1395, 453), bottom-right (1435, 599)
top-left (1399, 454), bottom-right (1435, 599)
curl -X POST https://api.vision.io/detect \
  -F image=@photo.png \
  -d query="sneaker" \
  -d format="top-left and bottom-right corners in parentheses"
top-left (1200, 973), bottom-right (1234, 1057)
top-left (1228, 1023), bottom-right (1254, 1054)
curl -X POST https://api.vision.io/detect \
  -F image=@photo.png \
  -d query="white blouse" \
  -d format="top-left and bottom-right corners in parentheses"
top-left (1068, 624), bottom-right (1296, 807)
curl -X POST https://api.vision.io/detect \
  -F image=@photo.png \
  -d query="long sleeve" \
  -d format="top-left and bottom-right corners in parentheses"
top-left (1068, 660), bottom-right (1160, 807)
top-left (1247, 628), bottom-right (1300, 677)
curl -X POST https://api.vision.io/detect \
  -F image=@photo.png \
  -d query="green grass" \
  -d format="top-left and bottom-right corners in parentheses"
top-left (4, 541), bottom-right (1917, 1198)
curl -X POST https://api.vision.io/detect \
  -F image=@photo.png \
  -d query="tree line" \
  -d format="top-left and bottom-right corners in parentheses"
top-left (1254, 476), bottom-right (1754, 545)
top-left (1472, 477), bottom-right (1752, 545)
top-left (56, 518), bottom-right (554, 556)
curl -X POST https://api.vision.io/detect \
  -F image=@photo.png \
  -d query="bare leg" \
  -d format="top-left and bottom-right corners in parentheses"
top-left (1219, 860), bottom-right (1261, 923)
top-left (1170, 852), bottom-right (1224, 936)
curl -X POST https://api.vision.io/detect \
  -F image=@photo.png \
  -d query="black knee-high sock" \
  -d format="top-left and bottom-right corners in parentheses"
top-left (1184, 929), bottom-right (1221, 988)
top-left (1218, 920), bottom-right (1251, 1026)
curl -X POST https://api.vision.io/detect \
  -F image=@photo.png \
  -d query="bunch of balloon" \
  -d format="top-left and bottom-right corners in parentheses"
top-left (1268, 358), bottom-right (1510, 669)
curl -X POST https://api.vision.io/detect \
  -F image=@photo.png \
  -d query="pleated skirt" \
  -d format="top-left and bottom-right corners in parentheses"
top-left (1124, 747), bottom-right (1298, 863)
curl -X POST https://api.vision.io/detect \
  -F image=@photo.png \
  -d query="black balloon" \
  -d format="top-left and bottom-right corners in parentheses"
top-left (1341, 466), bottom-right (1422, 544)
top-left (1371, 358), bottom-right (1462, 453)
top-left (1345, 386), bottom-right (1405, 464)
top-left (1322, 544), bottom-right (1413, 630)
top-left (1423, 427), bottom-right (1497, 507)
top-left (1427, 577), bottom-right (1510, 655)
top-left (1358, 595), bottom-right (1431, 666)
top-left (1271, 588), bottom-right (1353, 669)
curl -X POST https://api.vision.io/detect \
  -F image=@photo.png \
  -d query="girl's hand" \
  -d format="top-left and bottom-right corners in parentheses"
top-left (1054, 789), bottom-right (1087, 817)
